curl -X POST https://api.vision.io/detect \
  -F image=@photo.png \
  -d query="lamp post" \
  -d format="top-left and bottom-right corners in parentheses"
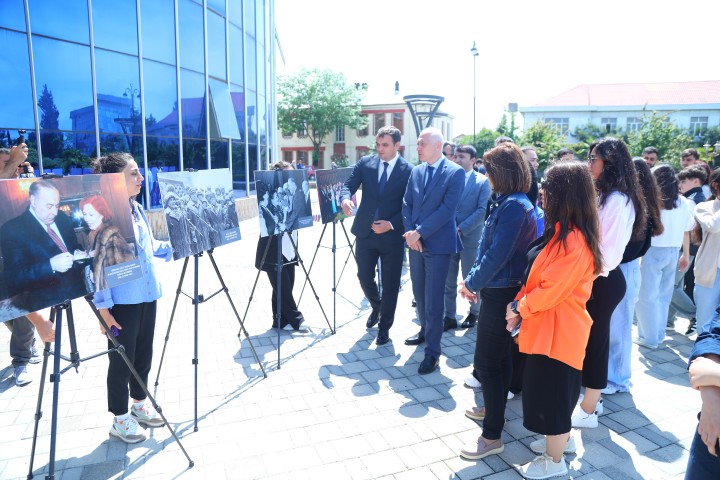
top-left (704, 140), bottom-right (720, 167)
top-left (471, 41), bottom-right (479, 147)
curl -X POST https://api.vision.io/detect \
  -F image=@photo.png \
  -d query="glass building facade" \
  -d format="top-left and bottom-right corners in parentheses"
top-left (0, 0), bottom-right (277, 208)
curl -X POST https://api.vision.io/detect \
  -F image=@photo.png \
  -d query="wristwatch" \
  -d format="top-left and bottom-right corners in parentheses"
top-left (510, 300), bottom-right (521, 316)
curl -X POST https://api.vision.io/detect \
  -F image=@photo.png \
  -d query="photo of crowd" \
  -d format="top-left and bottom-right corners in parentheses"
top-left (254, 168), bottom-right (313, 237)
top-left (315, 167), bottom-right (356, 224)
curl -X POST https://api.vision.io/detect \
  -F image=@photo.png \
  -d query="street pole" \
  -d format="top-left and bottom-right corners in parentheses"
top-left (471, 41), bottom-right (479, 147)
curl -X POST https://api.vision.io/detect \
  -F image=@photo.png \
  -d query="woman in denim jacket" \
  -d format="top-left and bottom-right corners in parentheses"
top-left (458, 143), bottom-right (537, 460)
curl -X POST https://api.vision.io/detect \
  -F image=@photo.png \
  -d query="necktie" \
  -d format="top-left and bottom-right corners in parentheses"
top-left (378, 162), bottom-right (389, 193)
top-left (425, 165), bottom-right (435, 190)
top-left (47, 226), bottom-right (68, 253)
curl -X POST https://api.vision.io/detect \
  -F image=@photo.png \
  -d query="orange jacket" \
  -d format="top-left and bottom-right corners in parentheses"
top-left (516, 227), bottom-right (596, 370)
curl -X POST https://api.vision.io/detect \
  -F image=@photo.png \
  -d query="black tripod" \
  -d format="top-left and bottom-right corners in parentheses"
top-left (154, 249), bottom-right (266, 432)
top-left (27, 297), bottom-right (193, 479)
top-left (297, 219), bottom-right (356, 331)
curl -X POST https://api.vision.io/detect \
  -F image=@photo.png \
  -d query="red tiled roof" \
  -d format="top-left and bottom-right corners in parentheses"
top-left (532, 81), bottom-right (720, 107)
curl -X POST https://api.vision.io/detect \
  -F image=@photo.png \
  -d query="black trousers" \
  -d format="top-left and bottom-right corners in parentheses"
top-left (582, 268), bottom-right (626, 389)
top-left (107, 301), bottom-right (157, 416)
top-left (266, 265), bottom-right (304, 328)
top-left (475, 286), bottom-right (520, 440)
top-left (355, 234), bottom-right (404, 331)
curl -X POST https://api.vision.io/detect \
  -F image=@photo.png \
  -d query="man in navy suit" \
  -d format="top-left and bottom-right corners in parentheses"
top-left (340, 126), bottom-right (412, 346)
top-left (444, 145), bottom-right (491, 331)
top-left (403, 127), bottom-right (465, 374)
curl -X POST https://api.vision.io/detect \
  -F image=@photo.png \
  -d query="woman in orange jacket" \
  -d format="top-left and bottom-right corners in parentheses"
top-left (506, 162), bottom-right (604, 479)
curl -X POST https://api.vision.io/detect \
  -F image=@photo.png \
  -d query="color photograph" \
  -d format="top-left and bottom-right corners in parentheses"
top-left (315, 167), bottom-right (355, 224)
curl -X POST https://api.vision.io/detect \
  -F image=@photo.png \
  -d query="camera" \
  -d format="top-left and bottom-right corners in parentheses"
top-left (16, 130), bottom-right (31, 177)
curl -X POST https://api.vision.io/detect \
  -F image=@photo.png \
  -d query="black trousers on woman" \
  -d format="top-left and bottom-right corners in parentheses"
top-left (475, 286), bottom-right (521, 440)
top-left (582, 268), bottom-right (626, 389)
top-left (107, 301), bottom-right (157, 415)
top-left (266, 265), bottom-right (304, 329)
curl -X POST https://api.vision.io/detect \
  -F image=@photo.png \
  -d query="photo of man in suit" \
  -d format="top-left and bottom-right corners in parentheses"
top-left (340, 126), bottom-right (412, 346)
top-left (403, 127), bottom-right (465, 374)
top-left (444, 145), bottom-right (491, 331)
top-left (1, 180), bottom-right (88, 311)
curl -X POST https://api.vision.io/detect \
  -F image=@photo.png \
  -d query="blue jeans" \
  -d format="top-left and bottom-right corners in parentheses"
top-left (607, 260), bottom-right (640, 391)
top-left (685, 424), bottom-right (720, 479)
top-left (636, 246), bottom-right (679, 347)
top-left (695, 268), bottom-right (720, 332)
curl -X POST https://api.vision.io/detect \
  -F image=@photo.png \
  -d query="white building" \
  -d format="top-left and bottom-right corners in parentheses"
top-left (520, 80), bottom-right (720, 141)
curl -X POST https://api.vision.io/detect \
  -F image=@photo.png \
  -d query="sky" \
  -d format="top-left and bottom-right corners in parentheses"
top-left (275, 0), bottom-right (720, 136)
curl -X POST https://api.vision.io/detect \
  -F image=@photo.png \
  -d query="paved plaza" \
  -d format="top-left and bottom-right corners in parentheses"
top-left (0, 203), bottom-right (703, 479)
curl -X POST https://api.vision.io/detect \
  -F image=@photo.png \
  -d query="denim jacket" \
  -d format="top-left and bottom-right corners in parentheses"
top-left (464, 192), bottom-right (537, 292)
top-left (688, 310), bottom-right (720, 366)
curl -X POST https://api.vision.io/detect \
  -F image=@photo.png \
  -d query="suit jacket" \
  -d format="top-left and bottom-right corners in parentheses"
top-left (402, 158), bottom-right (465, 254)
top-left (339, 154), bottom-right (412, 242)
top-left (457, 170), bottom-right (491, 250)
top-left (1, 208), bottom-right (86, 308)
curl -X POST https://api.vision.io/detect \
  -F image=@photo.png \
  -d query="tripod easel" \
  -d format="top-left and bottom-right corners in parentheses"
top-left (27, 297), bottom-right (193, 479)
top-left (154, 249), bottom-right (266, 432)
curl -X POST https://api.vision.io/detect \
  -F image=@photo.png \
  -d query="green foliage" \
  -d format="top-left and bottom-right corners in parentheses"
top-left (277, 68), bottom-right (366, 166)
top-left (517, 121), bottom-right (565, 170)
top-left (496, 112), bottom-right (518, 139)
top-left (331, 154), bottom-right (350, 168)
top-left (626, 111), bottom-right (694, 170)
top-left (569, 123), bottom-right (626, 160)
top-left (457, 128), bottom-right (500, 158)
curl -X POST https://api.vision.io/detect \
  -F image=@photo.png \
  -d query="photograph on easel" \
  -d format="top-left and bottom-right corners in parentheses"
top-left (254, 169), bottom-right (313, 237)
top-left (0, 174), bottom-right (141, 322)
top-left (157, 168), bottom-right (241, 261)
top-left (315, 167), bottom-right (356, 224)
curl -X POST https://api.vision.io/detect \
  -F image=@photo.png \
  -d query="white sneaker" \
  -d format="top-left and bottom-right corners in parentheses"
top-left (571, 403), bottom-right (598, 428)
top-left (14, 365), bottom-right (32, 386)
top-left (109, 415), bottom-right (147, 444)
top-left (577, 394), bottom-right (603, 415)
top-left (518, 454), bottom-right (568, 479)
top-left (464, 374), bottom-right (481, 389)
top-left (507, 391), bottom-right (515, 400)
top-left (131, 402), bottom-right (165, 428)
top-left (601, 385), bottom-right (619, 395)
top-left (529, 434), bottom-right (577, 454)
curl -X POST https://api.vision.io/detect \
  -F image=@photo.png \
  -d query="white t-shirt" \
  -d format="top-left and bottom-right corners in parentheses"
top-left (598, 191), bottom-right (636, 276)
top-left (651, 196), bottom-right (696, 248)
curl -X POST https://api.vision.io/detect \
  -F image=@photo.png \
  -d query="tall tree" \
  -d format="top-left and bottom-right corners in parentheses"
top-left (627, 111), bottom-right (694, 170)
top-left (277, 68), bottom-right (366, 167)
top-left (37, 84), bottom-right (64, 158)
top-left (517, 120), bottom-right (565, 171)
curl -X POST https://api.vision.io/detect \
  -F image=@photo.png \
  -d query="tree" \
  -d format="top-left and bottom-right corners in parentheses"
top-left (496, 112), bottom-right (518, 140)
top-left (277, 68), bottom-right (366, 167)
top-left (37, 84), bottom-right (64, 159)
top-left (627, 111), bottom-right (694, 170)
top-left (457, 128), bottom-right (499, 157)
top-left (570, 123), bottom-right (626, 160)
top-left (517, 120), bottom-right (566, 171)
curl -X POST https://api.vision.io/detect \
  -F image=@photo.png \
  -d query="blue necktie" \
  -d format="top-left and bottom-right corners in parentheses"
top-left (425, 165), bottom-right (434, 190)
top-left (378, 162), bottom-right (389, 193)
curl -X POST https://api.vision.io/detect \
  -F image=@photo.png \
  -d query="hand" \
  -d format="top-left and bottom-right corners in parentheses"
top-left (403, 229), bottom-right (423, 251)
top-left (1, 144), bottom-right (28, 179)
top-left (73, 249), bottom-right (89, 260)
top-left (458, 281), bottom-right (477, 304)
top-left (678, 255), bottom-right (690, 273)
top-left (49, 252), bottom-right (74, 273)
top-left (27, 311), bottom-right (55, 343)
top-left (371, 220), bottom-right (392, 234)
top-left (341, 199), bottom-right (355, 216)
top-left (99, 308), bottom-right (121, 336)
top-left (690, 357), bottom-right (720, 389)
top-left (698, 386), bottom-right (720, 456)
top-left (15, 161), bottom-right (33, 177)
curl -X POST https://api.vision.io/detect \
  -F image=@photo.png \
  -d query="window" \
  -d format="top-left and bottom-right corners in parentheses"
top-left (207, 11), bottom-right (227, 81)
top-left (357, 147), bottom-right (369, 161)
top-left (140, 0), bottom-right (177, 65)
top-left (283, 150), bottom-right (293, 163)
top-left (626, 117), bottom-right (643, 132)
top-left (374, 113), bottom-right (385, 133)
top-left (297, 150), bottom-right (307, 165)
top-left (600, 117), bottom-right (617, 132)
top-left (92, 0), bottom-right (138, 55)
top-left (282, 129), bottom-right (292, 138)
top-left (690, 116), bottom-right (709, 136)
top-left (357, 115), bottom-right (368, 137)
top-left (0, 30), bottom-right (34, 129)
top-left (335, 125), bottom-right (345, 142)
top-left (392, 112), bottom-right (403, 132)
top-left (546, 117), bottom-right (569, 135)
top-left (297, 124), bottom-right (307, 138)
top-left (178, 0), bottom-right (205, 74)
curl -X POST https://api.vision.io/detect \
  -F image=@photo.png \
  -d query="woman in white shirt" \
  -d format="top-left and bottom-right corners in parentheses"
top-left (635, 165), bottom-right (695, 349)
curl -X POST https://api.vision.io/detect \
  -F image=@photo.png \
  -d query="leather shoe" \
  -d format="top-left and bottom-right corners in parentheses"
top-left (290, 317), bottom-right (305, 331)
top-left (411, 298), bottom-right (416, 307)
top-left (461, 313), bottom-right (478, 329)
top-left (376, 329), bottom-right (391, 346)
top-left (443, 317), bottom-right (457, 331)
top-left (418, 355), bottom-right (439, 375)
top-left (366, 307), bottom-right (380, 329)
top-left (404, 331), bottom-right (425, 346)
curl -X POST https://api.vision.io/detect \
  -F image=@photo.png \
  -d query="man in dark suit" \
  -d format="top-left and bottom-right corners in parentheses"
top-left (339, 126), bottom-right (412, 346)
top-left (403, 127), bottom-right (465, 374)
top-left (444, 145), bottom-right (491, 331)
top-left (1, 180), bottom-right (87, 311)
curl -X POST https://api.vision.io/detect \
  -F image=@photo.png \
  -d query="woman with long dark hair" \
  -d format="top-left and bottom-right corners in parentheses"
top-left (572, 138), bottom-right (646, 429)
top-left (635, 165), bottom-right (695, 349)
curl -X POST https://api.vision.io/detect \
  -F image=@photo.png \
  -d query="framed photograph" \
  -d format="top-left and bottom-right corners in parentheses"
top-left (0, 174), bottom-right (140, 322)
top-left (254, 169), bottom-right (313, 237)
top-left (157, 168), bottom-right (241, 261)
top-left (315, 167), bottom-right (356, 224)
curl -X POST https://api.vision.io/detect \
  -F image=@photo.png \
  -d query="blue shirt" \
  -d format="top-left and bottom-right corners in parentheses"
top-left (689, 311), bottom-right (720, 366)
top-left (93, 201), bottom-right (172, 309)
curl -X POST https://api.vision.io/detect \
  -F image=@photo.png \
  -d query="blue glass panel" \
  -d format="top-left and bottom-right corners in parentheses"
top-left (211, 139), bottom-right (228, 169)
top-left (207, 0), bottom-right (225, 15)
top-left (257, 94), bottom-right (266, 145)
top-left (178, 0), bottom-right (204, 73)
top-left (92, 0), bottom-right (138, 55)
top-left (256, 37), bottom-right (265, 96)
top-left (143, 60), bottom-right (179, 138)
top-left (99, 133), bottom-right (144, 166)
top-left (95, 49), bottom-right (140, 136)
top-left (245, 34), bottom-right (256, 91)
top-left (0, 30), bottom-right (34, 129)
top-left (38, 132), bottom-right (97, 168)
top-left (244, 0), bottom-right (255, 36)
top-left (231, 139), bottom-right (246, 190)
top-left (246, 89), bottom-right (257, 144)
top-left (183, 138), bottom-right (207, 170)
top-left (140, 0), bottom-right (176, 64)
top-left (256, 0), bottom-right (264, 45)
top-left (230, 84), bottom-right (245, 141)
top-left (0, 0), bottom-right (26, 31)
top-left (248, 144), bottom-right (258, 187)
top-left (28, 0), bottom-right (89, 44)
top-left (32, 37), bottom-right (94, 132)
top-left (207, 11), bottom-right (226, 80)
top-left (180, 68), bottom-right (206, 139)
top-left (228, 0), bottom-right (242, 29)
top-left (228, 25), bottom-right (243, 86)
top-left (146, 135), bottom-right (180, 173)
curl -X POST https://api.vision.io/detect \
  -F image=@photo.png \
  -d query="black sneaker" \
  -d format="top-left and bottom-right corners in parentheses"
top-left (685, 318), bottom-right (696, 335)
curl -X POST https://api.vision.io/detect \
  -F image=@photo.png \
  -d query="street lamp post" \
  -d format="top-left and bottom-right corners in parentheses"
top-left (471, 41), bottom-right (479, 147)
top-left (704, 140), bottom-right (720, 167)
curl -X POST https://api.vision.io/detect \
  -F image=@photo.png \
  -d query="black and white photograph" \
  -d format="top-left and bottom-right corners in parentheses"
top-left (0, 174), bottom-right (141, 322)
top-left (157, 168), bottom-right (241, 261)
top-left (315, 167), bottom-right (356, 224)
top-left (254, 169), bottom-right (313, 237)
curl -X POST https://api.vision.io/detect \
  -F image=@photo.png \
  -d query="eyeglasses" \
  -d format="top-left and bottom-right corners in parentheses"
top-left (587, 154), bottom-right (602, 163)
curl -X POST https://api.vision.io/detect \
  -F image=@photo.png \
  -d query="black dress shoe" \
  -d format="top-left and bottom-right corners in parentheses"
top-left (443, 317), bottom-right (457, 332)
top-left (404, 331), bottom-right (425, 346)
top-left (460, 313), bottom-right (478, 329)
top-left (411, 298), bottom-right (416, 307)
top-left (271, 318), bottom-right (289, 329)
top-left (290, 317), bottom-right (305, 331)
top-left (418, 355), bottom-right (439, 374)
top-left (376, 329), bottom-right (391, 346)
top-left (366, 307), bottom-right (380, 329)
